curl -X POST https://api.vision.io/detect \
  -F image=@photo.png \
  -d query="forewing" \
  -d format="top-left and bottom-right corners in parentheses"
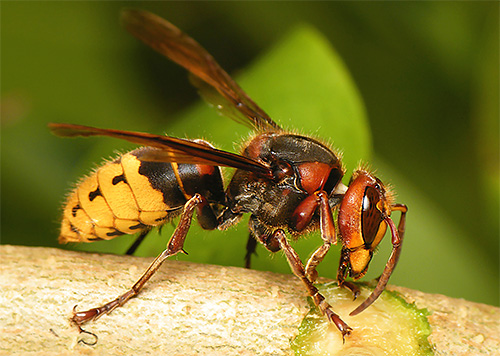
top-left (188, 75), bottom-right (259, 130)
top-left (121, 9), bottom-right (281, 132)
top-left (49, 123), bottom-right (272, 178)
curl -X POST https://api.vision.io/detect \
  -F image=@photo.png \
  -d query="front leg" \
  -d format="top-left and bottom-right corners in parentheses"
top-left (272, 229), bottom-right (352, 340)
top-left (304, 190), bottom-right (337, 282)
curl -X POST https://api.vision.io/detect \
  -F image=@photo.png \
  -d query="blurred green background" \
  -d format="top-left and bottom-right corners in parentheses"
top-left (2, 2), bottom-right (498, 306)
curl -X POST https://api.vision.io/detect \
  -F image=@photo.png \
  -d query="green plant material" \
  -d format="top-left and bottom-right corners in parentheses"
top-left (291, 282), bottom-right (433, 356)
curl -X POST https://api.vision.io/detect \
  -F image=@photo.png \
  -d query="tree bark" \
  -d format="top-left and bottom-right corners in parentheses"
top-left (0, 245), bottom-right (498, 355)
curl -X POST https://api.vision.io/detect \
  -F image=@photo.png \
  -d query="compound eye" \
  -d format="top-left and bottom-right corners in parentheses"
top-left (361, 186), bottom-right (386, 246)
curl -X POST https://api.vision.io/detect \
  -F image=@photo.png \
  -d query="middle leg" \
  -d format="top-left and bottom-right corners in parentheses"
top-left (305, 190), bottom-right (337, 282)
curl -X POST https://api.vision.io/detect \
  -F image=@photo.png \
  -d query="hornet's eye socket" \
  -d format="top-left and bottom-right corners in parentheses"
top-left (323, 168), bottom-right (343, 195)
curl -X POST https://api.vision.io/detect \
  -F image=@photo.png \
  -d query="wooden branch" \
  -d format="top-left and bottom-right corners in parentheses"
top-left (1, 245), bottom-right (498, 355)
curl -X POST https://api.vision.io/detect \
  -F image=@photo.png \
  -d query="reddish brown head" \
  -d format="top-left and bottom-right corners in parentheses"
top-left (338, 170), bottom-right (393, 279)
top-left (337, 169), bottom-right (407, 315)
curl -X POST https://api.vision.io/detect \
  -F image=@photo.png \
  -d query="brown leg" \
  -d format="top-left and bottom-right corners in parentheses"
top-left (305, 191), bottom-right (337, 282)
top-left (340, 281), bottom-right (361, 300)
top-left (273, 229), bottom-right (352, 340)
top-left (125, 229), bottom-right (150, 255)
top-left (244, 234), bottom-right (258, 269)
top-left (349, 204), bottom-right (407, 316)
top-left (71, 194), bottom-right (203, 331)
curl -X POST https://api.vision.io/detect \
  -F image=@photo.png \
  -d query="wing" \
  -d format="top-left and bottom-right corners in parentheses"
top-left (49, 123), bottom-right (272, 178)
top-left (121, 9), bottom-right (281, 133)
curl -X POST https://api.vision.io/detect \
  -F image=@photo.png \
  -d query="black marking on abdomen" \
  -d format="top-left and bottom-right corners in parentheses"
top-left (155, 216), bottom-right (169, 223)
top-left (69, 222), bottom-right (78, 233)
top-left (88, 237), bottom-right (104, 241)
top-left (71, 204), bottom-right (81, 218)
top-left (129, 223), bottom-right (147, 230)
top-left (88, 187), bottom-right (102, 201)
top-left (112, 174), bottom-right (126, 185)
top-left (106, 229), bottom-right (124, 237)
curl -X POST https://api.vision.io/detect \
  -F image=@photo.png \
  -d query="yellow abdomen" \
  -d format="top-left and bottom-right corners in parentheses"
top-left (59, 152), bottom-right (176, 243)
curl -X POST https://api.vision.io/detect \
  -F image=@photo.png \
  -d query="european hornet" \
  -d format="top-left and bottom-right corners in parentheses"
top-left (49, 9), bottom-right (407, 342)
